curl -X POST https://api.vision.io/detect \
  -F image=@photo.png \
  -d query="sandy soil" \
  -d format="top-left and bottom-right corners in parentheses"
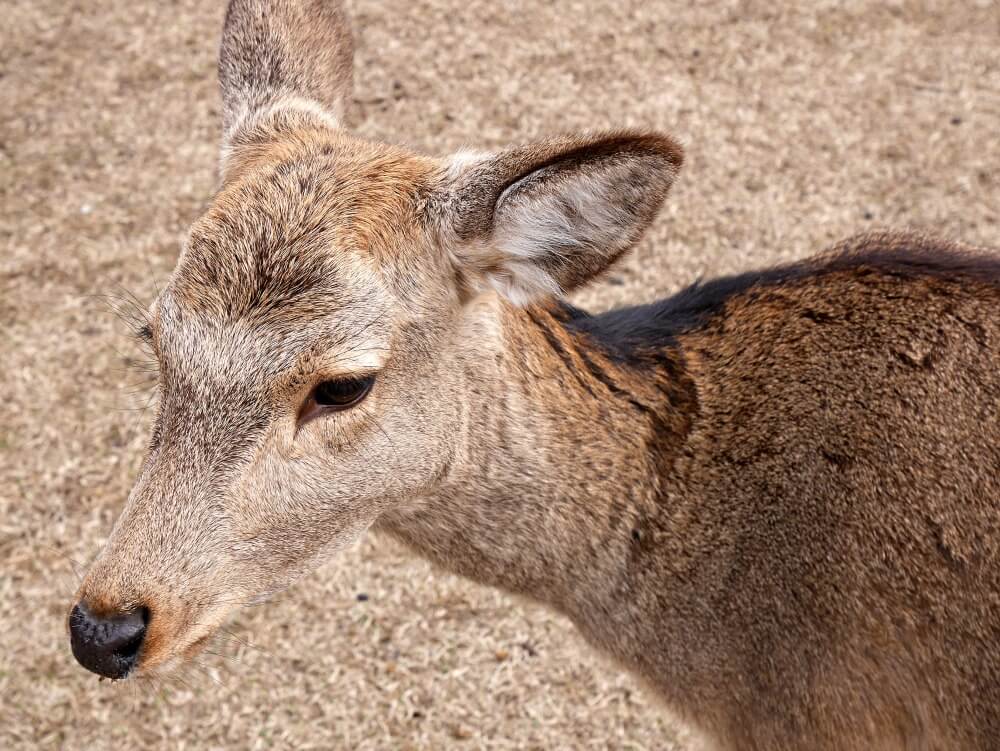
top-left (2, 0), bottom-right (998, 748)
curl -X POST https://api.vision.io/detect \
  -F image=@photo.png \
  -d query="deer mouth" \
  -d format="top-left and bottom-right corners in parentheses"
top-left (93, 602), bottom-right (235, 679)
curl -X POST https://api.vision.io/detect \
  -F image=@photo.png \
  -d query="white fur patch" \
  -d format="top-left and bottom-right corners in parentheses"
top-left (486, 259), bottom-right (562, 306)
top-left (495, 179), bottom-right (627, 260)
top-left (488, 175), bottom-right (630, 304)
top-left (446, 148), bottom-right (494, 180)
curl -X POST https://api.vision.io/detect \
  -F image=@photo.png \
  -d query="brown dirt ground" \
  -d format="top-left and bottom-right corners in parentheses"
top-left (2, 0), bottom-right (999, 748)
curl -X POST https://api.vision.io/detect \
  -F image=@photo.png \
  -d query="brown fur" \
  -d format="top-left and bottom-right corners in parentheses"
top-left (72, 2), bottom-right (1000, 749)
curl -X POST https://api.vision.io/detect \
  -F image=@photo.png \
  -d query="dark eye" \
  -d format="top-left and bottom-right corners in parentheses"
top-left (314, 375), bottom-right (374, 408)
top-left (300, 375), bottom-right (375, 424)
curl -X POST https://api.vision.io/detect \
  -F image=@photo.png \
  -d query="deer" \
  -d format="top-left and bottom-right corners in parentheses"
top-left (67, 1), bottom-right (1000, 748)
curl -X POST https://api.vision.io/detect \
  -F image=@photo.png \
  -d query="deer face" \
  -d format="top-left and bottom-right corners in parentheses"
top-left (72, 131), bottom-right (467, 675)
top-left (70, 0), bottom-right (681, 679)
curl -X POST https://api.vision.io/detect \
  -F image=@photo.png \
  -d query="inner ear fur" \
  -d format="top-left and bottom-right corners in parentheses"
top-left (443, 131), bottom-right (684, 304)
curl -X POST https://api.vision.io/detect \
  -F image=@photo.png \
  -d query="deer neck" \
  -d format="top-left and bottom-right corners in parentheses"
top-left (377, 293), bottom-right (698, 629)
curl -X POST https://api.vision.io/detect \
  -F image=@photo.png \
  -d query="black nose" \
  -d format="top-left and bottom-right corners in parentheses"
top-left (69, 602), bottom-right (149, 679)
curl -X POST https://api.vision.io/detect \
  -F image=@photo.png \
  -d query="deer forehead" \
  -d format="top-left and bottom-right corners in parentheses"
top-left (153, 244), bottom-right (395, 393)
top-left (151, 292), bottom-right (392, 392)
top-left (148, 136), bottom-right (449, 387)
top-left (211, 125), bottom-right (443, 269)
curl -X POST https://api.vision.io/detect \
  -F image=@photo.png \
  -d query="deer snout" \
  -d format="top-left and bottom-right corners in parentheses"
top-left (68, 602), bottom-right (149, 679)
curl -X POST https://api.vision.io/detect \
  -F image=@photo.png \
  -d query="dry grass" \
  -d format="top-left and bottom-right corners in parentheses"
top-left (2, 0), bottom-right (998, 748)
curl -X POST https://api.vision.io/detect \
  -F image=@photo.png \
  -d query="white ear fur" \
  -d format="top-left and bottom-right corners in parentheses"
top-left (444, 132), bottom-right (683, 305)
top-left (489, 176), bottom-right (632, 303)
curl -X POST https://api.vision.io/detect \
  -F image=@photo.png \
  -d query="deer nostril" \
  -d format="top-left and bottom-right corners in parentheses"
top-left (69, 602), bottom-right (150, 679)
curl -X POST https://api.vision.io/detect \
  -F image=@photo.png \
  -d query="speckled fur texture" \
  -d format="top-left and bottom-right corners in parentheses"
top-left (68, 2), bottom-right (1000, 749)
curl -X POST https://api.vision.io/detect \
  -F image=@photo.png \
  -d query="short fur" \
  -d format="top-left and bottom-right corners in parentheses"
top-left (72, 2), bottom-right (1000, 749)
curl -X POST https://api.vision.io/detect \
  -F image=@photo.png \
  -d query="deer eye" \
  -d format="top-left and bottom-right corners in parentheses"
top-left (314, 376), bottom-right (374, 409)
top-left (299, 375), bottom-right (375, 424)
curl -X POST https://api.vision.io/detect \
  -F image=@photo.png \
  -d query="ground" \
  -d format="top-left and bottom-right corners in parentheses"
top-left (1, 0), bottom-right (998, 748)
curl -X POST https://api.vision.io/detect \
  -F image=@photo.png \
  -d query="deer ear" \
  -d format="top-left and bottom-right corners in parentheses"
top-left (442, 132), bottom-right (683, 305)
top-left (218, 0), bottom-right (354, 169)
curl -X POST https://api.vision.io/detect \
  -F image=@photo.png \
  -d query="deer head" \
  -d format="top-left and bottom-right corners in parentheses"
top-left (69, 0), bottom-right (682, 679)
